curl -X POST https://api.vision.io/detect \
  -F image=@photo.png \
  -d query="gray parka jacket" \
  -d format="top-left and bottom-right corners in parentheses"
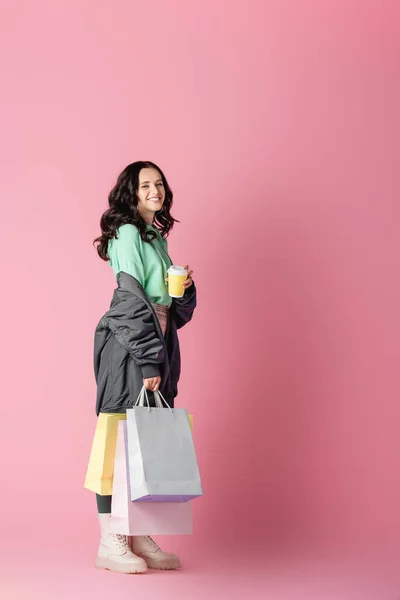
top-left (94, 271), bottom-right (197, 415)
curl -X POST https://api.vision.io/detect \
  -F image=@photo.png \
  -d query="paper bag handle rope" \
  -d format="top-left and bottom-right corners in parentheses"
top-left (133, 386), bottom-right (173, 413)
top-left (154, 389), bottom-right (173, 412)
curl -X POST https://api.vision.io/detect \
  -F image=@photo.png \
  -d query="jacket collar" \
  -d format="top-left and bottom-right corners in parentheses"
top-left (115, 271), bottom-right (165, 341)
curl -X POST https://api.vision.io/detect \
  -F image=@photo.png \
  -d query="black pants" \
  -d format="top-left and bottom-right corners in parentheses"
top-left (97, 494), bottom-right (112, 513)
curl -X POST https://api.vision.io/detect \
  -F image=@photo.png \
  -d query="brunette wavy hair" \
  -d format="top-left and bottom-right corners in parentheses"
top-left (94, 161), bottom-right (178, 261)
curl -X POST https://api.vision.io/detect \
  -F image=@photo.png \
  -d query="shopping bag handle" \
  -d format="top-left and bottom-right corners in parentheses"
top-left (134, 386), bottom-right (151, 411)
top-left (153, 390), bottom-right (173, 413)
top-left (133, 386), bottom-right (173, 413)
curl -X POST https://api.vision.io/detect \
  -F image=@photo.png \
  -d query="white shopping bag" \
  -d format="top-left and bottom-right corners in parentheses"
top-left (109, 419), bottom-right (193, 535)
top-left (126, 388), bottom-right (203, 502)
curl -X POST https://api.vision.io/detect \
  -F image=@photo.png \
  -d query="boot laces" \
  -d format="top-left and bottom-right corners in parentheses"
top-left (115, 534), bottom-right (130, 552)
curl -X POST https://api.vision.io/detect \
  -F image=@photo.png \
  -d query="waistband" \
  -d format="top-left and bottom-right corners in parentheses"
top-left (151, 303), bottom-right (169, 336)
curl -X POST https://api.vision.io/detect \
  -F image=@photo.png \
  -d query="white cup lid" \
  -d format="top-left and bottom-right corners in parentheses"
top-left (167, 265), bottom-right (187, 276)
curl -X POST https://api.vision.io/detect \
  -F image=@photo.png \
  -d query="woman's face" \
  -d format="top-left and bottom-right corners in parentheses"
top-left (137, 168), bottom-right (165, 219)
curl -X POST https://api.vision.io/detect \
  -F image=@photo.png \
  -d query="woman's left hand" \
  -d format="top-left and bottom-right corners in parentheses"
top-left (183, 265), bottom-right (194, 290)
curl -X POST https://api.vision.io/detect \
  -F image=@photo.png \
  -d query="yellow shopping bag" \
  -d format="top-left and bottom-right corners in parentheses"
top-left (84, 413), bottom-right (127, 495)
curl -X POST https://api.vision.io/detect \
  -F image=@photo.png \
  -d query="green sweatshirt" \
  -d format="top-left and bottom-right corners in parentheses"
top-left (108, 223), bottom-right (173, 307)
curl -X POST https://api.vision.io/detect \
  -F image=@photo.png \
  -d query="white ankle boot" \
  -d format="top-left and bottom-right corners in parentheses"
top-left (130, 536), bottom-right (181, 570)
top-left (96, 514), bottom-right (148, 574)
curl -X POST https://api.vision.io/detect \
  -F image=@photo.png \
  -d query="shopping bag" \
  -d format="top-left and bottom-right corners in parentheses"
top-left (126, 388), bottom-right (203, 502)
top-left (84, 413), bottom-right (126, 495)
top-left (109, 419), bottom-right (193, 535)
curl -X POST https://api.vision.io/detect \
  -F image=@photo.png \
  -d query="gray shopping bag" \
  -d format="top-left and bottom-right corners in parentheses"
top-left (126, 388), bottom-right (203, 502)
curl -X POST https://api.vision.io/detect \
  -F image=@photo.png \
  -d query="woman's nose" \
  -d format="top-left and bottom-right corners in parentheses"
top-left (149, 184), bottom-right (158, 195)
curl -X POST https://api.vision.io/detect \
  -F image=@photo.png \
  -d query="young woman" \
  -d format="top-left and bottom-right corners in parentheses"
top-left (89, 161), bottom-right (197, 573)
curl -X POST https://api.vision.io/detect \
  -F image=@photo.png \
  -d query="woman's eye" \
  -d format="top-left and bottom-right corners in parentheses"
top-left (156, 183), bottom-right (164, 187)
top-left (142, 185), bottom-right (149, 189)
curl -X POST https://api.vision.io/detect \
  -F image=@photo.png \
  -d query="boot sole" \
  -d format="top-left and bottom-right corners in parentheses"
top-left (149, 565), bottom-right (181, 571)
top-left (95, 557), bottom-right (147, 574)
top-left (146, 559), bottom-right (181, 571)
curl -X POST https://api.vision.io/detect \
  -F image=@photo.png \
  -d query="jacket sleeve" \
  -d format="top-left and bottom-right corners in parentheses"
top-left (172, 282), bottom-right (197, 330)
top-left (105, 290), bottom-right (164, 379)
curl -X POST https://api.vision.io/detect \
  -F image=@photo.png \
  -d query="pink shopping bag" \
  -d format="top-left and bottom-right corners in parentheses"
top-left (109, 420), bottom-right (193, 536)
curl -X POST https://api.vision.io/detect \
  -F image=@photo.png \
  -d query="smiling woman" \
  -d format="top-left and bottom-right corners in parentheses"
top-left (87, 160), bottom-right (197, 574)
top-left (94, 161), bottom-right (178, 254)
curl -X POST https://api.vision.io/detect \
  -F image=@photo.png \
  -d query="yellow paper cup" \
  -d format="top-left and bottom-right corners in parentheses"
top-left (167, 265), bottom-right (187, 298)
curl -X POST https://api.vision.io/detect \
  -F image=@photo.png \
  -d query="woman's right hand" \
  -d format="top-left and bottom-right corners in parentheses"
top-left (143, 376), bottom-right (161, 392)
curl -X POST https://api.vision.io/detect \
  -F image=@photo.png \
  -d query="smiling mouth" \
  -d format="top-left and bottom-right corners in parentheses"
top-left (148, 197), bottom-right (161, 201)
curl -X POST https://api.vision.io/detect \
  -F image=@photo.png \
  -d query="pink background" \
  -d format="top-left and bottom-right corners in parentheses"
top-left (1, 0), bottom-right (400, 598)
